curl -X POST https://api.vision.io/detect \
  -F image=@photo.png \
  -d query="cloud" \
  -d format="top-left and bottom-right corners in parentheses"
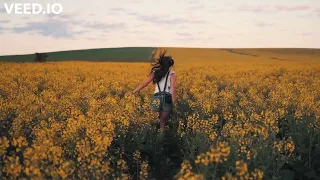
top-left (5, 10), bottom-right (127, 39)
top-left (74, 30), bottom-right (89, 35)
top-left (106, 7), bottom-right (128, 15)
top-left (176, 0), bottom-right (198, 4)
top-left (275, 5), bottom-right (311, 11)
top-left (187, 0), bottom-right (198, 4)
top-left (126, 11), bottom-right (187, 25)
top-left (173, 37), bottom-right (199, 42)
top-left (8, 17), bottom-right (64, 38)
top-left (125, 30), bottom-right (145, 34)
top-left (255, 22), bottom-right (274, 27)
top-left (58, 14), bottom-right (73, 19)
top-left (0, 8), bottom-right (5, 14)
top-left (11, 19), bottom-right (75, 38)
top-left (188, 5), bottom-right (205, 11)
top-left (189, 20), bottom-right (207, 24)
top-left (84, 37), bottom-right (107, 41)
top-left (237, 5), bottom-right (271, 12)
top-left (127, 12), bottom-right (138, 16)
top-left (109, 7), bottom-right (127, 12)
top-left (237, 4), bottom-right (312, 13)
top-left (127, 12), bottom-right (207, 25)
top-left (140, 36), bottom-right (159, 41)
top-left (84, 21), bottom-right (125, 31)
top-left (137, 14), bottom-right (188, 25)
top-left (177, 32), bottom-right (193, 37)
top-left (130, 0), bottom-right (141, 3)
top-left (134, 23), bottom-right (145, 28)
top-left (299, 32), bottom-right (313, 36)
top-left (0, 20), bottom-right (10, 24)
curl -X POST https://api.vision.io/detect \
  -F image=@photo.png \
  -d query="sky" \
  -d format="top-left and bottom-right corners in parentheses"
top-left (0, 0), bottom-right (319, 55)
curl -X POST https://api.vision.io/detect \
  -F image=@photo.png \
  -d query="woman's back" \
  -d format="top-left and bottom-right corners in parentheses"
top-left (154, 70), bottom-right (175, 94)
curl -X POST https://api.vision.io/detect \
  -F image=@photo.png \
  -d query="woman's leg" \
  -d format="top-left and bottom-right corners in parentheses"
top-left (159, 111), bottom-right (170, 130)
top-left (151, 110), bottom-right (160, 123)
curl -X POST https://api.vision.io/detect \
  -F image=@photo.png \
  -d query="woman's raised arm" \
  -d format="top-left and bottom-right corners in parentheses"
top-left (126, 72), bottom-right (154, 96)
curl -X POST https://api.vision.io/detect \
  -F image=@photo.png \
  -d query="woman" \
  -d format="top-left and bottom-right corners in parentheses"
top-left (125, 50), bottom-right (176, 130)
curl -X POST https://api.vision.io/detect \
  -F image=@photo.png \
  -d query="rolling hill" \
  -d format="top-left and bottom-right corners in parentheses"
top-left (0, 47), bottom-right (319, 63)
top-left (0, 47), bottom-right (157, 62)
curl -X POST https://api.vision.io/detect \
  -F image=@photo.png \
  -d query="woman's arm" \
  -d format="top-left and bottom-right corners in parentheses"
top-left (127, 73), bottom-right (154, 95)
top-left (170, 73), bottom-right (177, 104)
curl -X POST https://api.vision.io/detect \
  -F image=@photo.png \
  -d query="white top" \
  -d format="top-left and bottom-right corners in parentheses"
top-left (154, 70), bottom-right (175, 94)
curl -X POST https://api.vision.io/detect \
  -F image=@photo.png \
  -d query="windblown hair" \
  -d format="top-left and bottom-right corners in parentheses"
top-left (150, 49), bottom-right (174, 83)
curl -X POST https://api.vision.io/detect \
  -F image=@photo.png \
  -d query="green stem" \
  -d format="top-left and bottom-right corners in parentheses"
top-left (213, 163), bottom-right (218, 179)
top-left (309, 135), bottom-right (313, 168)
top-left (137, 162), bottom-right (139, 180)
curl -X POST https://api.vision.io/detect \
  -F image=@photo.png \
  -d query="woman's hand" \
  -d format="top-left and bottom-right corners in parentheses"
top-left (125, 91), bottom-right (140, 96)
top-left (125, 91), bottom-right (133, 96)
top-left (126, 73), bottom-right (154, 97)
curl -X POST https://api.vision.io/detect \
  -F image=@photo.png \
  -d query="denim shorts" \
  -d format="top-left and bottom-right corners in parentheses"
top-left (150, 92), bottom-right (173, 112)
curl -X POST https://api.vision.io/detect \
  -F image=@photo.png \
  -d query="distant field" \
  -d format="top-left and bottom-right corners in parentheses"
top-left (1, 47), bottom-right (319, 63)
top-left (154, 47), bottom-right (320, 64)
top-left (0, 47), bottom-right (156, 62)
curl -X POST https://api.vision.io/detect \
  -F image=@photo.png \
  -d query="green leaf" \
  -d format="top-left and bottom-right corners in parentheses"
top-left (280, 169), bottom-right (295, 180)
top-left (305, 170), bottom-right (317, 179)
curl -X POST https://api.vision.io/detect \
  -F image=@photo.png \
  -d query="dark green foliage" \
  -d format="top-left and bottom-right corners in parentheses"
top-left (0, 47), bottom-right (156, 62)
top-left (34, 53), bottom-right (48, 63)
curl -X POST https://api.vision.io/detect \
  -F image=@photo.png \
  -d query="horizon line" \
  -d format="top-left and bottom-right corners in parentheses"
top-left (1, 46), bottom-right (320, 57)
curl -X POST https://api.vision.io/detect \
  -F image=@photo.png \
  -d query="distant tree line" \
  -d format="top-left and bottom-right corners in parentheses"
top-left (34, 53), bottom-right (48, 62)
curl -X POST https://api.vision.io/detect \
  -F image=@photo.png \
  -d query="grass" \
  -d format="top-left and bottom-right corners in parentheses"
top-left (0, 47), bottom-right (157, 62)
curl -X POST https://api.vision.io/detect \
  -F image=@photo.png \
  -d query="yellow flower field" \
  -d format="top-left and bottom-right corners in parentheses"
top-left (0, 48), bottom-right (320, 179)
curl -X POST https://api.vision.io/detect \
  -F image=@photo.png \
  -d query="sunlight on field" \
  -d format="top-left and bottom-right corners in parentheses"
top-left (0, 51), bottom-right (320, 179)
top-left (155, 47), bottom-right (320, 65)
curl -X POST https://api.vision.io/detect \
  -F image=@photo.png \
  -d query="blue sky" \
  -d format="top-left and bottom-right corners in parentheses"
top-left (0, 0), bottom-right (319, 55)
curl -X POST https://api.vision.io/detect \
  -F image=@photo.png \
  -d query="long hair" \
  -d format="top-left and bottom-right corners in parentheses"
top-left (150, 49), bottom-right (174, 83)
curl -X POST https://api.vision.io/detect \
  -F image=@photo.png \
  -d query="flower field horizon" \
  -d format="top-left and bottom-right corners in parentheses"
top-left (0, 48), bottom-right (320, 179)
